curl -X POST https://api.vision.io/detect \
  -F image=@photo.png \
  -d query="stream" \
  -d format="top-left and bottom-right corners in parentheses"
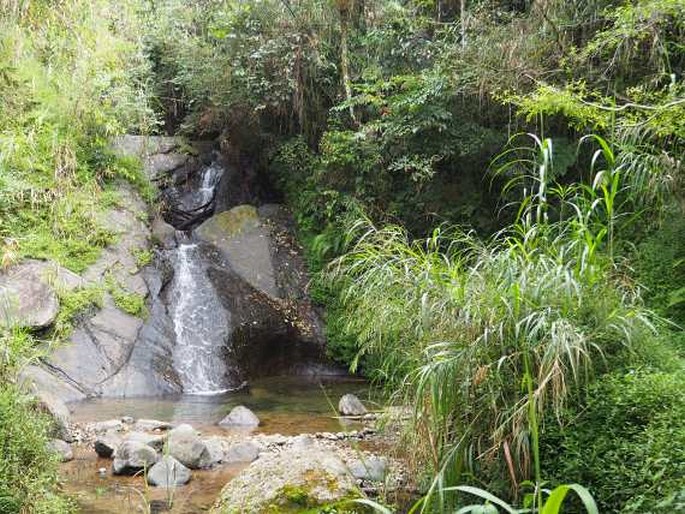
top-left (62, 377), bottom-right (371, 513)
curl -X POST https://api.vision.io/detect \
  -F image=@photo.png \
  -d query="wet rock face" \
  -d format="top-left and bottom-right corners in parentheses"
top-left (196, 206), bottom-right (279, 297)
top-left (20, 134), bottom-right (335, 406)
top-left (195, 204), bottom-right (330, 380)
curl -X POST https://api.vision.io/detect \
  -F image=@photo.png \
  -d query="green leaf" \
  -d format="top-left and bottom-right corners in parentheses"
top-left (541, 484), bottom-right (599, 514)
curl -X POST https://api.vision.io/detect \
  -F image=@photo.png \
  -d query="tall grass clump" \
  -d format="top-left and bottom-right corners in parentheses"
top-left (327, 135), bottom-right (656, 510)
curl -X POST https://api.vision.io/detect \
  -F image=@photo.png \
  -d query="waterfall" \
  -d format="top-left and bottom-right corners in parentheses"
top-left (170, 161), bottom-right (233, 395)
top-left (198, 162), bottom-right (223, 206)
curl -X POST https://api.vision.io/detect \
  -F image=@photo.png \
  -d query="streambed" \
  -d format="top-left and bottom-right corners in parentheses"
top-left (61, 376), bottom-right (375, 513)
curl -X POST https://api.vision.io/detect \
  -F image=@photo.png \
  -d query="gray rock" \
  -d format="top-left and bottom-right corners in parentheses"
top-left (211, 447), bottom-right (357, 513)
top-left (91, 419), bottom-right (124, 433)
top-left (47, 439), bottom-right (73, 462)
top-left (112, 441), bottom-right (158, 475)
top-left (111, 135), bottom-right (181, 158)
top-left (167, 423), bottom-right (198, 438)
top-left (338, 394), bottom-right (367, 416)
top-left (134, 419), bottom-right (174, 432)
top-left (126, 431), bottom-right (166, 452)
top-left (166, 432), bottom-right (210, 469)
top-left (218, 406), bottom-right (260, 428)
top-left (32, 389), bottom-right (73, 441)
top-left (146, 456), bottom-right (191, 487)
top-left (99, 300), bottom-right (181, 398)
top-left (144, 153), bottom-right (188, 179)
top-left (0, 261), bottom-right (60, 328)
top-left (202, 437), bottom-right (227, 467)
top-left (196, 206), bottom-right (279, 298)
top-left (290, 434), bottom-right (315, 450)
top-left (21, 366), bottom-right (86, 405)
top-left (223, 441), bottom-right (260, 464)
top-left (348, 456), bottom-right (387, 481)
top-left (94, 432), bottom-right (122, 458)
top-left (151, 216), bottom-right (177, 249)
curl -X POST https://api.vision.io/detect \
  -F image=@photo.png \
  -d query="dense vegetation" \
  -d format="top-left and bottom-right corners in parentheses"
top-left (1, 0), bottom-right (683, 512)
top-left (0, 1), bottom-right (151, 511)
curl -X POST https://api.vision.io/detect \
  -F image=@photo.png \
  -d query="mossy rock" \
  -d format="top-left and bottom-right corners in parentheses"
top-left (210, 447), bottom-right (361, 513)
top-left (197, 205), bottom-right (260, 241)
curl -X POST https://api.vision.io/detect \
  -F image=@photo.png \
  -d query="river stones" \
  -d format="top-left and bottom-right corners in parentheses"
top-left (91, 419), bottom-right (124, 433)
top-left (94, 432), bottom-right (123, 458)
top-left (223, 441), bottom-right (260, 464)
top-left (112, 441), bottom-right (159, 475)
top-left (47, 439), bottom-right (73, 462)
top-left (218, 406), bottom-right (260, 428)
top-left (126, 431), bottom-right (166, 452)
top-left (146, 456), bottom-right (191, 487)
top-left (338, 394), bottom-right (367, 416)
top-left (166, 431), bottom-right (210, 469)
top-left (134, 419), bottom-right (174, 432)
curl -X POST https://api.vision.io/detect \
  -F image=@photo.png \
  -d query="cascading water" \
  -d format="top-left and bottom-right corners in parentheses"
top-left (198, 162), bottom-right (223, 205)
top-left (170, 163), bottom-right (233, 395)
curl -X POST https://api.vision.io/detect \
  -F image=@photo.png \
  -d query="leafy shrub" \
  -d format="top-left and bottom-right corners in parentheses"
top-left (542, 370), bottom-right (685, 513)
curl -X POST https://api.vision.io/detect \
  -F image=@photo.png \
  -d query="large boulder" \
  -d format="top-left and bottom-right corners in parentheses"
top-left (193, 204), bottom-right (332, 380)
top-left (146, 456), bottom-right (191, 487)
top-left (218, 406), bottom-right (260, 428)
top-left (32, 388), bottom-right (74, 441)
top-left (144, 153), bottom-right (189, 180)
top-left (0, 260), bottom-right (81, 328)
top-left (196, 206), bottom-right (278, 297)
top-left (111, 135), bottom-right (181, 158)
top-left (151, 215), bottom-right (177, 249)
top-left (211, 446), bottom-right (358, 513)
top-left (112, 441), bottom-right (158, 475)
top-left (24, 180), bottom-right (158, 402)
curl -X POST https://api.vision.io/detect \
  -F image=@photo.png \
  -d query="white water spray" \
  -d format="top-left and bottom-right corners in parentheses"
top-left (171, 243), bottom-right (232, 395)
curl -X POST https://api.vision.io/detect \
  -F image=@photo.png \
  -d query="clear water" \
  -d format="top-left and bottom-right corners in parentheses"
top-left (69, 376), bottom-right (373, 435)
top-left (63, 377), bottom-right (374, 513)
